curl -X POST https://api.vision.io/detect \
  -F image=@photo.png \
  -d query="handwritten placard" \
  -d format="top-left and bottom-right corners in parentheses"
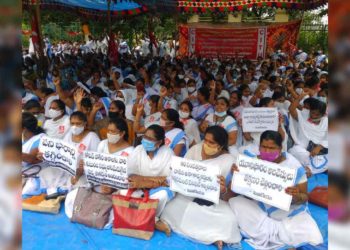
top-left (83, 151), bottom-right (128, 189)
top-left (170, 156), bottom-right (220, 204)
top-left (39, 136), bottom-right (78, 176)
top-left (231, 154), bottom-right (297, 211)
top-left (242, 107), bottom-right (278, 132)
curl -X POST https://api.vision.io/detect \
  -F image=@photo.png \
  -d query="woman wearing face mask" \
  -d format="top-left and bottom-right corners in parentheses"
top-left (23, 100), bottom-right (45, 127)
top-left (289, 95), bottom-right (328, 176)
top-left (238, 84), bottom-right (253, 107)
top-left (65, 118), bottom-right (133, 228)
top-left (229, 131), bottom-right (323, 249)
top-left (179, 101), bottom-right (201, 147)
top-left (121, 125), bottom-right (174, 235)
top-left (200, 97), bottom-right (238, 156)
top-left (158, 85), bottom-right (178, 111)
top-left (192, 87), bottom-right (214, 123)
top-left (43, 99), bottom-right (70, 139)
top-left (161, 126), bottom-right (241, 250)
top-left (184, 79), bottom-right (198, 106)
top-left (160, 109), bottom-right (188, 157)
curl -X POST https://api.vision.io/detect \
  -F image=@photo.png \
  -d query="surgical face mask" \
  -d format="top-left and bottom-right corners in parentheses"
top-left (107, 133), bottom-right (121, 144)
top-left (48, 109), bottom-right (63, 119)
top-left (179, 111), bottom-right (190, 119)
top-left (141, 138), bottom-right (157, 152)
top-left (215, 111), bottom-right (227, 117)
top-left (317, 96), bottom-right (327, 103)
top-left (295, 88), bottom-right (303, 95)
top-left (259, 150), bottom-right (280, 162)
top-left (329, 202), bottom-right (348, 221)
top-left (71, 125), bottom-right (84, 135)
top-left (188, 87), bottom-right (196, 93)
top-left (203, 143), bottom-right (220, 156)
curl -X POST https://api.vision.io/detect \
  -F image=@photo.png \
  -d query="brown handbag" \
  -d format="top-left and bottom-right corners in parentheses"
top-left (308, 186), bottom-right (328, 208)
top-left (71, 187), bottom-right (112, 229)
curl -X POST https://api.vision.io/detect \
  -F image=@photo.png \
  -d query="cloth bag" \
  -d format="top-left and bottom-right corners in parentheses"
top-left (71, 187), bottom-right (112, 229)
top-left (308, 186), bottom-right (328, 208)
top-left (22, 194), bottom-right (65, 214)
top-left (112, 189), bottom-right (159, 240)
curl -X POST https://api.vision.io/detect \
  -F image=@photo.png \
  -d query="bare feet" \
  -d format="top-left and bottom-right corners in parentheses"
top-left (215, 240), bottom-right (223, 250)
top-left (155, 220), bottom-right (171, 237)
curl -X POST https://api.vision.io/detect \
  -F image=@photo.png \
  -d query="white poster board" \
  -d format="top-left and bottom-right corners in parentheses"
top-left (231, 154), bottom-right (296, 211)
top-left (242, 107), bottom-right (278, 132)
top-left (170, 156), bottom-right (220, 204)
top-left (39, 136), bottom-right (78, 176)
top-left (83, 151), bottom-right (128, 189)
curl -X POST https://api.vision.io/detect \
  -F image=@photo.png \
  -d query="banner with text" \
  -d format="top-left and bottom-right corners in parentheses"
top-left (242, 107), bottom-right (278, 133)
top-left (83, 151), bottom-right (128, 189)
top-left (231, 154), bottom-right (296, 211)
top-left (170, 156), bottom-right (220, 204)
top-left (179, 21), bottom-right (301, 59)
top-left (38, 136), bottom-right (78, 176)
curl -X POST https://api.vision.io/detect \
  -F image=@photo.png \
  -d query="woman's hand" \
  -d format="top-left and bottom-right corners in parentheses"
top-left (73, 88), bottom-right (86, 104)
top-left (36, 152), bottom-right (44, 161)
top-left (217, 175), bottom-right (227, 194)
top-left (92, 102), bottom-right (103, 113)
top-left (101, 185), bottom-right (113, 194)
top-left (160, 87), bottom-right (167, 97)
top-left (76, 159), bottom-right (84, 177)
top-left (231, 163), bottom-right (239, 173)
top-left (310, 145), bottom-right (323, 157)
top-left (136, 103), bottom-right (144, 115)
top-left (128, 175), bottom-right (145, 189)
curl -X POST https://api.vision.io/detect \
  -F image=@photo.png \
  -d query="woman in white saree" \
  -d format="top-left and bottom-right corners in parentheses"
top-left (229, 130), bottom-right (323, 249)
top-left (161, 126), bottom-right (241, 250)
top-left (288, 95), bottom-right (328, 175)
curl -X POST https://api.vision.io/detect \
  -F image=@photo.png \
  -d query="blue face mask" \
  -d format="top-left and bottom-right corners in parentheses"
top-left (141, 138), bottom-right (157, 152)
top-left (215, 111), bottom-right (227, 117)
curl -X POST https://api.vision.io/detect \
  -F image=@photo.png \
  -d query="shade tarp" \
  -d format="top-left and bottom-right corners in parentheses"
top-left (23, 0), bottom-right (148, 19)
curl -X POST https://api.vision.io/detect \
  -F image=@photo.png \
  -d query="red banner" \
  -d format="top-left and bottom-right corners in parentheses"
top-left (179, 20), bottom-right (301, 59)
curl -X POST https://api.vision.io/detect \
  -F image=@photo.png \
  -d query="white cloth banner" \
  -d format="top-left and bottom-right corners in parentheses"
top-left (83, 151), bottom-right (128, 189)
top-left (242, 107), bottom-right (278, 132)
top-left (170, 156), bottom-right (220, 204)
top-left (231, 154), bottom-right (296, 211)
top-left (39, 136), bottom-right (78, 176)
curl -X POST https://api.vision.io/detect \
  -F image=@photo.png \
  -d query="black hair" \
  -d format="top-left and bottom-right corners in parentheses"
top-left (205, 126), bottom-right (229, 152)
top-left (309, 98), bottom-right (327, 116)
top-left (108, 118), bottom-right (129, 141)
top-left (51, 99), bottom-right (66, 114)
top-left (272, 91), bottom-right (284, 101)
top-left (110, 100), bottom-right (126, 118)
top-left (305, 75), bottom-right (319, 88)
top-left (163, 109), bottom-right (184, 130)
top-left (39, 87), bottom-right (55, 96)
top-left (231, 90), bottom-right (242, 102)
top-left (22, 112), bottom-right (45, 135)
top-left (260, 130), bottom-right (283, 148)
top-left (216, 96), bottom-right (230, 107)
top-left (90, 86), bottom-right (107, 98)
top-left (23, 100), bottom-right (41, 111)
top-left (70, 111), bottom-right (87, 123)
top-left (146, 124), bottom-right (165, 147)
top-left (197, 87), bottom-right (210, 101)
top-left (258, 97), bottom-right (273, 107)
top-left (239, 84), bottom-right (250, 93)
top-left (81, 97), bottom-right (92, 109)
top-left (180, 100), bottom-right (193, 113)
top-left (149, 95), bottom-right (160, 106)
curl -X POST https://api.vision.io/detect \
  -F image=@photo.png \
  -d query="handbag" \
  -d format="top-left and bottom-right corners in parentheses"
top-left (71, 187), bottom-right (112, 229)
top-left (22, 164), bottom-right (42, 188)
top-left (112, 189), bottom-right (159, 240)
top-left (308, 186), bottom-right (328, 208)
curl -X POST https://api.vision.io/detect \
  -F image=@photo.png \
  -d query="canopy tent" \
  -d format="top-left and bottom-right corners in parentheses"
top-left (176, 0), bottom-right (327, 13)
top-left (22, 0), bottom-right (148, 20)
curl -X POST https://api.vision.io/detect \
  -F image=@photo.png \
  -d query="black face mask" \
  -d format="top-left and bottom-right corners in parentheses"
top-left (109, 112), bottom-right (119, 119)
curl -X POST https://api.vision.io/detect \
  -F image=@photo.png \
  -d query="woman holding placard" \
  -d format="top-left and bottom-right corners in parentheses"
top-left (65, 118), bottom-right (134, 228)
top-left (161, 126), bottom-right (241, 250)
top-left (122, 124), bottom-right (174, 235)
top-left (229, 130), bottom-right (323, 249)
top-left (200, 97), bottom-right (238, 156)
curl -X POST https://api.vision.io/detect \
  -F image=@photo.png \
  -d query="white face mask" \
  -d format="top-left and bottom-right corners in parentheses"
top-left (295, 88), bottom-right (303, 95)
top-left (48, 109), bottom-right (62, 119)
top-left (188, 87), bottom-right (196, 93)
top-left (178, 74), bottom-right (184, 79)
top-left (317, 96), bottom-right (327, 103)
top-left (71, 125), bottom-right (84, 135)
top-left (179, 110), bottom-right (190, 119)
top-left (107, 133), bottom-right (121, 144)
